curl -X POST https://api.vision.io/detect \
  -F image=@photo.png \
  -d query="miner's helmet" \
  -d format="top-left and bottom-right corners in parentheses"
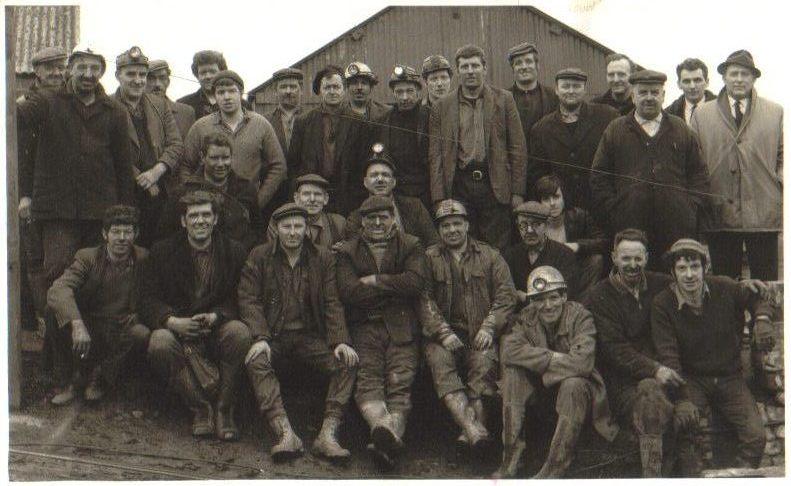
top-left (526, 265), bottom-right (567, 298)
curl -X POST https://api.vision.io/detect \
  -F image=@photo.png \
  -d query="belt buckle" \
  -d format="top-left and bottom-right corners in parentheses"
top-left (471, 170), bottom-right (484, 181)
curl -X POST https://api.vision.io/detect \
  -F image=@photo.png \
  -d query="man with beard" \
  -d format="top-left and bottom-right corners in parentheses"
top-left (264, 174), bottom-right (345, 249)
top-left (373, 65), bottom-right (431, 208)
top-left (584, 229), bottom-right (690, 477)
top-left (146, 60), bottom-right (196, 139)
top-left (288, 65), bottom-right (368, 215)
top-left (240, 203), bottom-right (358, 464)
top-left (652, 238), bottom-right (774, 473)
top-left (47, 206), bottom-right (150, 405)
top-left (526, 68), bottom-right (619, 209)
top-left (144, 191), bottom-right (251, 441)
top-left (590, 70), bottom-right (710, 263)
top-left (496, 266), bottom-right (619, 478)
top-left (665, 58), bottom-right (716, 125)
top-left (421, 54), bottom-right (453, 107)
top-left (421, 199), bottom-right (516, 458)
top-left (111, 47), bottom-right (184, 247)
top-left (502, 201), bottom-right (577, 304)
top-left (181, 71), bottom-right (286, 217)
top-left (429, 44), bottom-right (527, 250)
top-left (343, 145), bottom-right (438, 248)
top-left (592, 54), bottom-right (636, 115)
top-left (344, 61), bottom-right (390, 121)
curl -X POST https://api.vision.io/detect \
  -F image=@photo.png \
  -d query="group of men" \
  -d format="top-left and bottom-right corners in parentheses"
top-left (15, 38), bottom-right (782, 478)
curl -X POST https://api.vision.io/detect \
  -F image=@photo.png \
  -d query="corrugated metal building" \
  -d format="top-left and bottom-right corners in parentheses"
top-left (10, 5), bottom-right (80, 98)
top-left (250, 5), bottom-right (621, 113)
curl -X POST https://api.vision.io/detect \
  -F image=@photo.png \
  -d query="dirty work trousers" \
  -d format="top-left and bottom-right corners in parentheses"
top-left (424, 330), bottom-right (497, 400)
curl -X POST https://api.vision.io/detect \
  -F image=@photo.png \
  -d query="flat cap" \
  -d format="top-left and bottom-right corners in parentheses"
top-left (116, 46), bottom-right (149, 69)
top-left (555, 67), bottom-right (588, 82)
top-left (359, 195), bottom-right (394, 216)
top-left (388, 65), bottom-right (422, 88)
top-left (629, 69), bottom-right (667, 85)
top-left (717, 49), bottom-right (761, 77)
top-left (272, 67), bottom-right (304, 82)
top-left (434, 199), bottom-right (468, 221)
top-left (294, 173), bottom-right (330, 191)
top-left (68, 44), bottom-right (106, 70)
top-left (344, 61), bottom-right (378, 84)
top-left (312, 64), bottom-right (344, 95)
top-left (31, 46), bottom-right (67, 66)
top-left (507, 42), bottom-right (539, 63)
top-left (666, 238), bottom-right (707, 258)
top-left (211, 70), bottom-right (244, 91)
top-left (514, 201), bottom-right (550, 220)
top-left (364, 142), bottom-right (397, 173)
top-left (421, 54), bottom-right (452, 78)
top-left (148, 59), bottom-right (170, 74)
top-left (271, 202), bottom-right (308, 222)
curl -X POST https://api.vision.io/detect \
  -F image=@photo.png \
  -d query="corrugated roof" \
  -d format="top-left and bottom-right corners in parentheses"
top-left (11, 5), bottom-right (80, 74)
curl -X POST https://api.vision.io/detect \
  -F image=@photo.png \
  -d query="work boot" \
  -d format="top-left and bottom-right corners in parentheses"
top-left (639, 434), bottom-right (663, 477)
top-left (492, 439), bottom-right (526, 479)
top-left (51, 384), bottom-right (77, 406)
top-left (83, 367), bottom-right (104, 402)
top-left (443, 391), bottom-right (491, 452)
top-left (533, 415), bottom-right (583, 479)
top-left (367, 442), bottom-right (395, 471)
top-left (268, 414), bottom-right (303, 463)
top-left (360, 401), bottom-right (401, 454)
top-left (390, 410), bottom-right (407, 444)
top-left (174, 367), bottom-right (214, 437)
top-left (215, 364), bottom-right (241, 441)
top-left (312, 416), bottom-right (350, 463)
top-left (456, 399), bottom-right (487, 447)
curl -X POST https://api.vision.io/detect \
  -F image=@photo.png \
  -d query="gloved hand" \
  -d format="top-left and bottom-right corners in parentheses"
top-left (674, 400), bottom-right (699, 432)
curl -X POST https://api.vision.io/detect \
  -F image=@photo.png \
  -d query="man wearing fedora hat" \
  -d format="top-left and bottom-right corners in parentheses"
top-left (690, 50), bottom-right (783, 281)
top-left (146, 60), bottom-right (196, 138)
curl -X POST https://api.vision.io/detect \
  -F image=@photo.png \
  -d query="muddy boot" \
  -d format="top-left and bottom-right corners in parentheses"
top-left (533, 415), bottom-right (583, 479)
top-left (639, 434), bottom-right (663, 477)
top-left (215, 365), bottom-right (241, 441)
top-left (443, 391), bottom-right (491, 452)
top-left (390, 410), bottom-right (407, 446)
top-left (174, 367), bottom-right (214, 437)
top-left (312, 416), bottom-right (350, 463)
top-left (493, 439), bottom-right (526, 479)
top-left (360, 401), bottom-right (401, 455)
top-left (268, 414), bottom-right (303, 463)
top-left (367, 442), bottom-right (395, 471)
top-left (83, 367), bottom-right (104, 402)
top-left (51, 383), bottom-right (77, 406)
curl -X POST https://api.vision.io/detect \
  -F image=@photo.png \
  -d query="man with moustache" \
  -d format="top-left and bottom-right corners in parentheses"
top-left (146, 60), bottom-right (196, 139)
top-left (111, 47), bottom-right (184, 248)
top-left (526, 68), bottom-right (619, 209)
top-left (47, 206), bottom-right (150, 405)
top-left (590, 70), bottom-right (710, 262)
top-left (652, 238), bottom-right (775, 472)
top-left (592, 53), bottom-right (636, 115)
top-left (496, 266), bottom-right (618, 478)
top-left (421, 199), bottom-right (516, 458)
top-left (665, 58), bottom-right (715, 125)
top-left (144, 191), bottom-right (251, 441)
top-left (335, 195), bottom-right (428, 469)
top-left (429, 44), bottom-right (527, 249)
top-left (421, 54), bottom-right (453, 107)
top-left (344, 62), bottom-right (390, 121)
top-left (240, 203), bottom-right (358, 463)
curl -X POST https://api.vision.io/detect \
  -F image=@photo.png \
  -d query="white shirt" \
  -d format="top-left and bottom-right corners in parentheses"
top-left (634, 111), bottom-right (663, 137)
top-left (684, 98), bottom-right (706, 125)
top-left (728, 94), bottom-right (750, 120)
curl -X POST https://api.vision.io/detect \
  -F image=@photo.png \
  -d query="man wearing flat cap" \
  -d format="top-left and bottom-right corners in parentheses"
top-left (591, 69), bottom-right (711, 264)
top-left (240, 202), bottom-right (358, 464)
top-left (502, 201), bottom-right (577, 304)
top-left (335, 195), bottom-right (429, 469)
top-left (19, 46), bottom-right (67, 101)
top-left (111, 46), bottom-right (184, 247)
top-left (146, 60), bottom-right (196, 138)
top-left (344, 61), bottom-right (390, 121)
top-left (289, 64), bottom-right (369, 215)
top-left (429, 44), bottom-right (528, 250)
top-left (690, 50), bottom-right (783, 281)
top-left (420, 199), bottom-right (516, 460)
top-left (181, 70), bottom-right (286, 221)
top-left (526, 68), bottom-right (619, 210)
top-left (421, 54), bottom-right (453, 107)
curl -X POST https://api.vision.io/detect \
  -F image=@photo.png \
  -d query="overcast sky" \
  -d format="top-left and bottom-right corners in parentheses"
top-left (40, 0), bottom-right (790, 106)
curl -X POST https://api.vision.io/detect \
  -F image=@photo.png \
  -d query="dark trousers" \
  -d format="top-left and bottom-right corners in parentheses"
top-left (452, 171), bottom-right (512, 250)
top-left (40, 219), bottom-right (102, 283)
top-left (424, 333), bottom-right (497, 400)
top-left (135, 188), bottom-right (166, 249)
top-left (707, 231), bottom-right (778, 281)
top-left (21, 219), bottom-right (46, 328)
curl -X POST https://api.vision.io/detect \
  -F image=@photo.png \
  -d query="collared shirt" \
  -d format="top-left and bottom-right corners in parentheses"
top-left (320, 105), bottom-right (342, 180)
top-left (274, 245), bottom-right (311, 330)
top-left (671, 281), bottom-right (711, 312)
top-left (279, 107), bottom-right (298, 148)
top-left (683, 98), bottom-right (704, 125)
top-left (124, 99), bottom-right (157, 171)
top-left (457, 89), bottom-right (487, 169)
top-left (727, 94), bottom-right (750, 120)
top-left (634, 111), bottom-right (663, 137)
top-left (608, 268), bottom-right (648, 302)
top-left (191, 244), bottom-right (214, 301)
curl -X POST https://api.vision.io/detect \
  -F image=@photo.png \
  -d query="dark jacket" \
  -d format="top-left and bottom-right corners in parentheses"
top-left (17, 83), bottom-right (135, 220)
top-left (265, 105), bottom-right (303, 154)
top-left (527, 102), bottom-right (619, 208)
top-left (563, 207), bottom-right (608, 256)
top-left (374, 104), bottom-right (430, 203)
top-left (591, 90), bottom-right (635, 115)
top-left (508, 82), bottom-right (558, 152)
top-left (167, 97), bottom-right (196, 139)
top-left (157, 172), bottom-right (263, 251)
top-left (590, 113), bottom-right (711, 255)
top-left (343, 194), bottom-right (439, 247)
top-left (139, 231), bottom-right (247, 329)
top-left (177, 88), bottom-right (251, 120)
top-left (238, 240), bottom-right (350, 347)
top-left (502, 238), bottom-right (578, 299)
top-left (335, 232), bottom-right (428, 345)
top-left (664, 91), bottom-right (716, 120)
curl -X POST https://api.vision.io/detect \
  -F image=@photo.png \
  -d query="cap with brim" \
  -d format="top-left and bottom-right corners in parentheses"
top-left (294, 173), bottom-right (330, 191)
top-left (434, 199), bottom-right (468, 221)
top-left (717, 49), bottom-right (761, 77)
top-left (359, 195), bottom-right (394, 216)
top-left (513, 201), bottom-right (550, 220)
top-left (273, 67), bottom-right (304, 82)
top-left (212, 70), bottom-right (244, 92)
top-left (272, 202), bottom-right (308, 222)
top-left (364, 142), bottom-right (397, 174)
top-left (116, 46), bottom-right (149, 69)
top-left (555, 67), bottom-right (587, 82)
top-left (507, 42), bottom-right (538, 63)
top-left (345, 61), bottom-right (378, 84)
top-left (666, 238), bottom-right (707, 257)
top-left (68, 44), bottom-right (106, 71)
top-left (388, 65), bottom-right (422, 88)
top-left (629, 69), bottom-right (667, 85)
top-left (148, 60), bottom-right (170, 74)
top-left (31, 46), bottom-right (67, 66)
top-left (421, 54), bottom-right (452, 78)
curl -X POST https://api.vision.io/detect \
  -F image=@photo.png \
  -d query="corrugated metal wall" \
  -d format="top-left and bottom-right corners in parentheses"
top-left (12, 5), bottom-right (80, 74)
top-left (253, 6), bottom-right (613, 113)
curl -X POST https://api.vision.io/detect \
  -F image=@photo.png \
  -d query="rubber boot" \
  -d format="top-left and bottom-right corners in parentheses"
top-left (83, 366), bottom-right (104, 402)
top-left (493, 393), bottom-right (527, 478)
top-left (533, 415), bottom-right (583, 479)
top-left (360, 401), bottom-right (401, 454)
top-left (443, 391), bottom-right (491, 451)
top-left (391, 410), bottom-right (407, 445)
top-left (215, 363), bottom-right (241, 441)
top-left (639, 434), bottom-right (663, 477)
top-left (312, 416), bottom-right (351, 463)
top-left (268, 414), bottom-right (303, 463)
top-left (174, 367), bottom-right (214, 437)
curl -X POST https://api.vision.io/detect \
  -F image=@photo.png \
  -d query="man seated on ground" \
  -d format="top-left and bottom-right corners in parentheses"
top-left (144, 191), bottom-right (251, 441)
top-left (343, 144), bottom-right (438, 248)
top-left (584, 228), bottom-right (689, 477)
top-left (240, 203), bottom-right (358, 464)
top-left (535, 175), bottom-right (607, 298)
top-left (158, 132), bottom-right (262, 251)
top-left (496, 266), bottom-right (619, 478)
top-left (651, 238), bottom-right (774, 474)
top-left (47, 205), bottom-right (151, 405)
top-left (264, 174), bottom-right (345, 249)
top-left (335, 196), bottom-right (429, 469)
top-left (420, 199), bottom-right (515, 458)
top-left (503, 201), bottom-right (577, 304)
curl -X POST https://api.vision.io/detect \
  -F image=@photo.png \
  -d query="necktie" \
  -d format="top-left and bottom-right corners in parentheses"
top-left (690, 103), bottom-right (697, 117)
top-left (734, 100), bottom-right (743, 128)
